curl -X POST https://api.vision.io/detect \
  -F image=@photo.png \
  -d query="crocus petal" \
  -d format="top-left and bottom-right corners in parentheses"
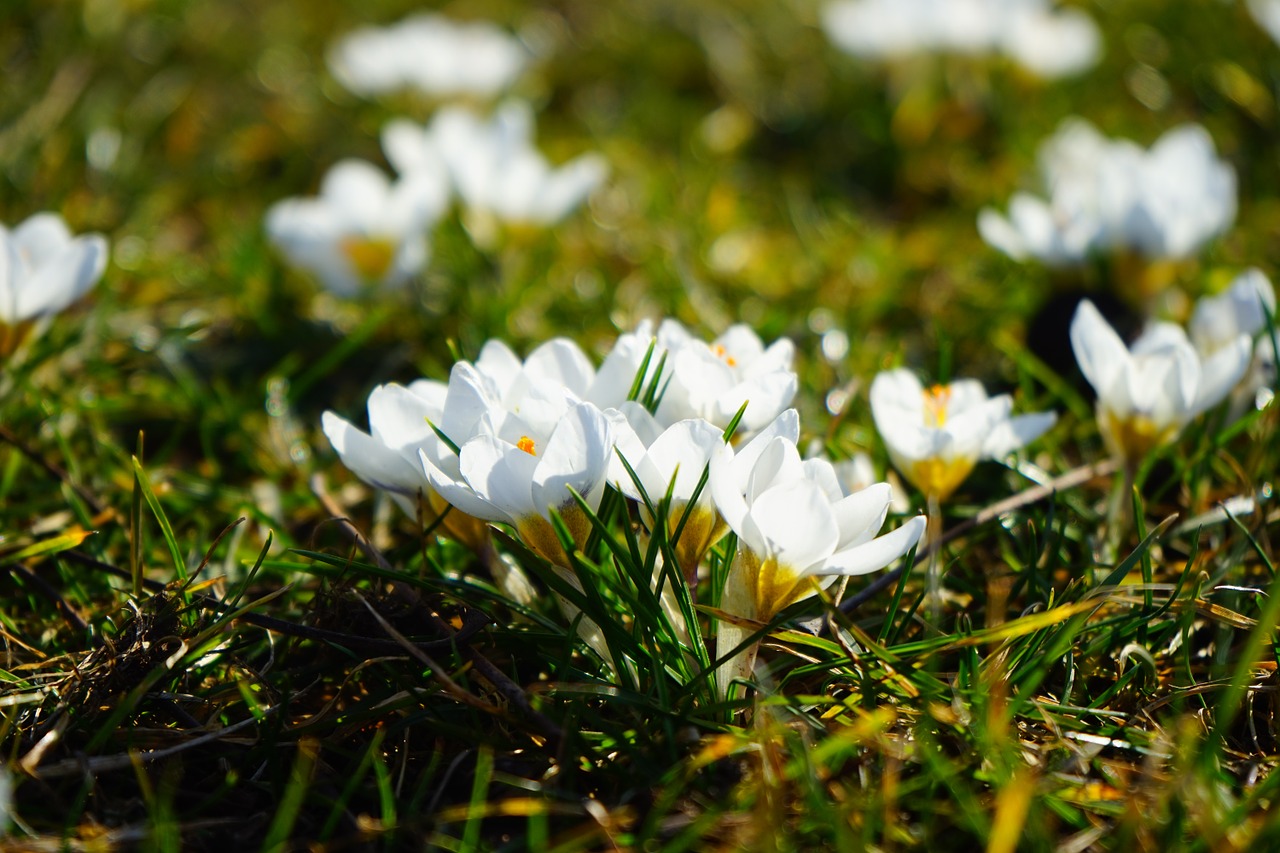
top-left (819, 515), bottom-right (927, 577)
top-left (441, 362), bottom-right (499, 445)
top-left (644, 418), bottom-right (723, 503)
top-left (830, 482), bottom-right (893, 551)
top-left (1070, 300), bottom-right (1129, 398)
top-left (530, 402), bottom-right (614, 517)
top-left (1192, 333), bottom-right (1254, 416)
top-left (941, 395), bottom-right (1013, 461)
top-left (977, 207), bottom-right (1029, 260)
top-left (15, 235), bottom-right (107, 318)
top-left (716, 371), bottom-right (799, 435)
top-left (322, 411), bottom-right (423, 494)
top-left (607, 409), bottom-right (650, 499)
top-left (982, 411), bottom-right (1057, 459)
top-left (367, 383), bottom-right (442, 448)
top-left (745, 480), bottom-right (840, 572)
top-left (475, 339), bottom-right (523, 395)
top-left (709, 440), bottom-right (748, 534)
top-left (459, 435), bottom-right (538, 519)
top-left (523, 338), bottom-right (597, 398)
top-left (419, 448), bottom-right (507, 522)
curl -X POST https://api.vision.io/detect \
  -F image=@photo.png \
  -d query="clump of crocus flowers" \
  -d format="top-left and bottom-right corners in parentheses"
top-left (323, 320), bottom-right (925, 699)
top-left (322, 290), bottom-right (1266, 702)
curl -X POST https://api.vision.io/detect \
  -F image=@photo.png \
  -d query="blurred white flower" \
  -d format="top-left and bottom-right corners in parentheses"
top-left (0, 212), bottom-right (108, 352)
top-left (328, 13), bottom-right (527, 99)
top-left (383, 102), bottom-right (606, 227)
top-left (590, 319), bottom-right (798, 440)
top-left (1190, 269), bottom-right (1276, 355)
top-left (1250, 0), bottom-right (1280, 46)
top-left (869, 370), bottom-right (1056, 502)
top-left (979, 120), bottom-right (1236, 266)
top-left (265, 159), bottom-right (448, 296)
top-left (1189, 268), bottom-right (1278, 411)
top-left (1071, 299), bottom-right (1253, 462)
top-left (831, 452), bottom-right (912, 515)
top-left (822, 0), bottom-right (1099, 79)
top-left (709, 423), bottom-right (925, 695)
top-left (321, 381), bottom-right (487, 550)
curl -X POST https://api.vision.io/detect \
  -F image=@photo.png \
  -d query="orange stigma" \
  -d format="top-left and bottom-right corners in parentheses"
top-left (516, 436), bottom-right (537, 456)
top-left (711, 343), bottom-right (738, 367)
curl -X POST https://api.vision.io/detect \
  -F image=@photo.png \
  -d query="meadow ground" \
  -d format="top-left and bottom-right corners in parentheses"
top-left (3, 1), bottom-right (1280, 850)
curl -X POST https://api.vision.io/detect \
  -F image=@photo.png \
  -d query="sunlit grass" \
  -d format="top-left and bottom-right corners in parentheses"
top-left (2, 0), bottom-right (1280, 849)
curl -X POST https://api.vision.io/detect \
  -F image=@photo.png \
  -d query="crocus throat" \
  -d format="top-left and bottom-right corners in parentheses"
top-left (516, 436), bottom-right (537, 456)
top-left (922, 384), bottom-right (951, 428)
top-left (340, 236), bottom-right (396, 282)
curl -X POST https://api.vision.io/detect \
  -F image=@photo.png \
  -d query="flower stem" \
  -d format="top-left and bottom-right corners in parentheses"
top-left (1101, 462), bottom-right (1135, 566)
top-left (926, 493), bottom-right (943, 631)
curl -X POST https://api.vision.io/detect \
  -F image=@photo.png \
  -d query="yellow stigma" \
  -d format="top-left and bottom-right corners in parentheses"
top-left (340, 236), bottom-right (396, 282)
top-left (516, 436), bottom-right (537, 456)
top-left (711, 343), bottom-right (738, 368)
top-left (922, 384), bottom-right (951, 427)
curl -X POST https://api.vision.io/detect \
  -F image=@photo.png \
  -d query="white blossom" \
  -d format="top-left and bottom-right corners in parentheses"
top-left (0, 212), bottom-right (107, 352)
top-left (329, 14), bottom-right (527, 99)
top-left (266, 159), bottom-right (448, 295)
top-left (870, 370), bottom-right (1056, 501)
top-left (1071, 299), bottom-right (1252, 461)
top-left (822, 0), bottom-right (1099, 79)
top-left (383, 102), bottom-right (606, 226)
top-left (709, 421), bottom-right (924, 696)
top-left (979, 120), bottom-right (1236, 265)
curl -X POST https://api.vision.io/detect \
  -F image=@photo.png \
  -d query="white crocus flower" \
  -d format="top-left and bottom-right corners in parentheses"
top-left (1190, 269), bottom-right (1278, 412)
top-left (0, 212), bottom-right (108, 354)
top-left (328, 13), bottom-right (527, 99)
top-left (1071, 299), bottom-right (1253, 463)
top-left (591, 319), bottom-right (798, 440)
top-left (609, 404), bottom-right (737, 582)
top-left (417, 337), bottom-right (616, 563)
top-left (979, 120), bottom-right (1236, 266)
top-left (321, 381), bottom-right (488, 551)
top-left (1190, 269), bottom-right (1276, 356)
top-left (821, 0), bottom-right (1099, 79)
top-left (657, 323), bottom-right (798, 438)
top-left (709, 422), bottom-right (925, 697)
top-left (423, 398), bottom-right (615, 564)
top-left (417, 352), bottom-right (619, 663)
top-left (869, 370), bottom-right (1057, 502)
top-left (265, 159), bottom-right (449, 296)
top-left (384, 102), bottom-right (607, 228)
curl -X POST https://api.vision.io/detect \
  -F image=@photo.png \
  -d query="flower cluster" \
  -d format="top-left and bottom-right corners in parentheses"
top-left (822, 0), bottom-right (1100, 79)
top-left (324, 320), bottom-right (924, 695)
top-left (267, 14), bottom-right (605, 295)
top-left (327, 13), bottom-right (527, 100)
top-left (383, 101), bottom-right (608, 229)
top-left (979, 119), bottom-right (1236, 266)
top-left (0, 212), bottom-right (108, 356)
